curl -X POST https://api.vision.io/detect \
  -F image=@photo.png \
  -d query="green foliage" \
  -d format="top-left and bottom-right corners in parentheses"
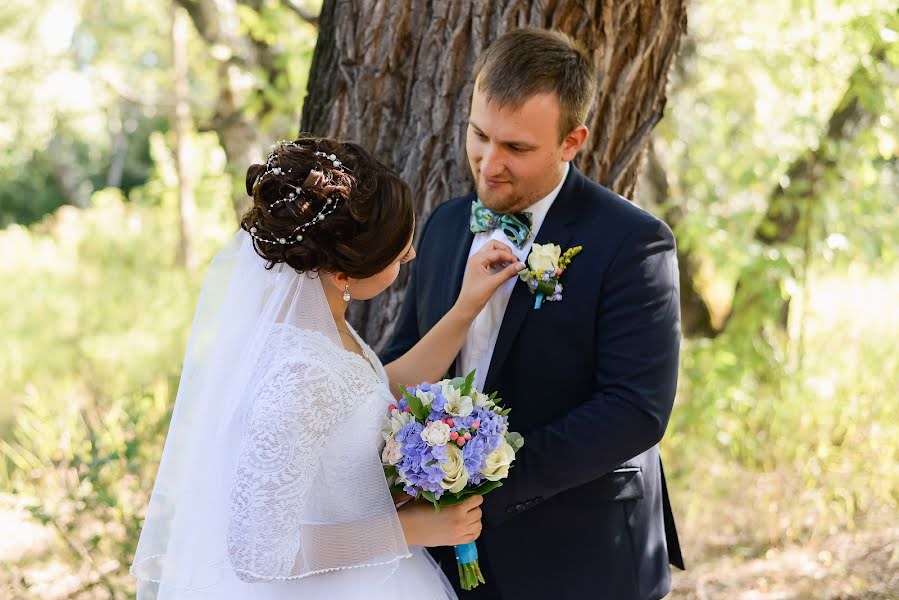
top-left (667, 267), bottom-right (899, 548)
top-left (658, 0), bottom-right (899, 302)
top-left (0, 155), bottom-right (230, 593)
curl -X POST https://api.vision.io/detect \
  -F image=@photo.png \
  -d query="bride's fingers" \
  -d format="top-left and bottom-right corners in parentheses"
top-left (489, 259), bottom-right (527, 283)
top-left (474, 241), bottom-right (516, 260)
top-left (474, 248), bottom-right (520, 270)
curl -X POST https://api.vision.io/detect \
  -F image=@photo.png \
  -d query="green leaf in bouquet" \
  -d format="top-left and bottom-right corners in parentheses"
top-left (448, 376), bottom-right (466, 388)
top-left (436, 491), bottom-right (468, 507)
top-left (398, 384), bottom-right (429, 420)
top-left (460, 370), bottom-right (476, 397)
top-left (499, 407), bottom-right (512, 417)
top-left (505, 431), bottom-right (524, 452)
top-left (384, 465), bottom-right (398, 478)
top-left (420, 489), bottom-right (440, 510)
top-left (435, 480), bottom-right (504, 507)
top-left (469, 480), bottom-right (503, 495)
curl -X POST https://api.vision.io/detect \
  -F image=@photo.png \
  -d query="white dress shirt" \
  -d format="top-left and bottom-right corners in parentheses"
top-left (459, 162), bottom-right (570, 389)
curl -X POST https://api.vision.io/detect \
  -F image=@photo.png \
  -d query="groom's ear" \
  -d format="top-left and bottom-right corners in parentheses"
top-left (560, 125), bottom-right (589, 161)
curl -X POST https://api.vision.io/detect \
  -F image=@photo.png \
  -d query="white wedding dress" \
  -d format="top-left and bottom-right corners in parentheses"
top-left (131, 232), bottom-right (456, 600)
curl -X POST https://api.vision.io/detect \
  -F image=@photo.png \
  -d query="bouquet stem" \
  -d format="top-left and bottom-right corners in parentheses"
top-left (454, 542), bottom-right (486, 590)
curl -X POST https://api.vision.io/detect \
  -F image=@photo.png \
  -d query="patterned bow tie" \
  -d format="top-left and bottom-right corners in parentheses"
top-left (469, 199), bottom-right (533, 248)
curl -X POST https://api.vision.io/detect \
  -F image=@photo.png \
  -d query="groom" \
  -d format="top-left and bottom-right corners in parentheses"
top-left (384, 28), bottom-right (683, 599)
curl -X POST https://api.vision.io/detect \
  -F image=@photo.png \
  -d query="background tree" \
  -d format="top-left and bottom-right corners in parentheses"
top-left (300, 0), bottom-right (688, 349)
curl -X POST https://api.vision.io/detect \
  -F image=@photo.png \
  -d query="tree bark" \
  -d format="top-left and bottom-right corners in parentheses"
top-left (301, 0), bottom-right (688, 349)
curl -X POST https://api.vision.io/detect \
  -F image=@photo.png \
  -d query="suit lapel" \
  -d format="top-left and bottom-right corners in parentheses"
top-left (446, 196), bottom-right (476, 317)
top-left (483, 168), bottom-right (584, 393)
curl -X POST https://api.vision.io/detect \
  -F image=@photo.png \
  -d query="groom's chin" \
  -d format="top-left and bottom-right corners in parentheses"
top-left (477, 187), bottom-right (516, 213)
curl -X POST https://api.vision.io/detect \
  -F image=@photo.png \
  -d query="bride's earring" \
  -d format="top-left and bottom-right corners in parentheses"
top-left (343, 284), bottom-right (351, 302)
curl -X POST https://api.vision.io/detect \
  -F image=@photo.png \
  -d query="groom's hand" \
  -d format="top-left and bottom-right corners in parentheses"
top-left (397, 495), bottom-right (484, 547)
top-left (456, 242), bottom-right (525, 318)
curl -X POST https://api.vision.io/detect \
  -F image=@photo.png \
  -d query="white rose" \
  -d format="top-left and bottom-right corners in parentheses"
top-left (481, 441), bottom-right (515, 481)
top-left (439, 444), bottom-right (470, 493)
top-left (382, 409), bottom-right (413, 442)
top-left (416, 389), bottom-right (436, 407)
top-left (381, 438), bottom-right (403, 465)
top-left (527, 243), bottom-right (561, 273)
top-left (420, 420), bottom-right (451, 446)
top-left (472, 390), bottom-right (494, 408)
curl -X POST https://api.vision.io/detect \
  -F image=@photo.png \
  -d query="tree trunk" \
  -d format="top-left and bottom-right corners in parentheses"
top-left (48, 131), bottom-right (92, 209)
top-left (721, 45), bottom-right (888, 332)
top-left (175, 0), bottom-right (287, 221)
top-left (172, 4), bottom-right (198, 271)
top-left (634, 137), bottom-right (717, 338)
top-left (301, 0), bottom-right (688, 350)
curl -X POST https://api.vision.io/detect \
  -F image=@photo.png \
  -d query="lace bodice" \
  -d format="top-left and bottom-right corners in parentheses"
top-left (227, 324), bottom-right (407, 582)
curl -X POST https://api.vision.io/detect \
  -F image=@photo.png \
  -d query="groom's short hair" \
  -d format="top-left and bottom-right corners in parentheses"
top-left (473, 28), bottom-right (596, 141)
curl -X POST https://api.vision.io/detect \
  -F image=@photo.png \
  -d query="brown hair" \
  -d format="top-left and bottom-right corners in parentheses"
top-left (472, 28), bottom-right (596, 140)
top-left (240, 137), bottom-right (414, 279)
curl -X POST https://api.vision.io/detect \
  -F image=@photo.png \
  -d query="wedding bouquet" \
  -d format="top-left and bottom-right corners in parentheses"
top-left (381, 370), bottom-right (523, 590)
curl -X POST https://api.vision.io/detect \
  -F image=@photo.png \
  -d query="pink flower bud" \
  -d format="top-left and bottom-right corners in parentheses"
top-left (464, 432), bottom-right (472, 440)
top-left (456, 437), bottom-right (466, 446)
top-left (446, 418), bottom-right (455, 427)
top-left (387, 404), bottom-right (396, 412)
top-left (471, 421), bottom-right (480, 429)
top-left (555, 268), bottom-right (563, 276)
top-left (450, 431), bottom-right (459, 440)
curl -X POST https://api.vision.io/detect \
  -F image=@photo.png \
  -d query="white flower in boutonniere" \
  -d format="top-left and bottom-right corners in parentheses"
top-left (518, 242), bottom-right (583, 309)
top-left (527, 243), bottom-right (561, 273)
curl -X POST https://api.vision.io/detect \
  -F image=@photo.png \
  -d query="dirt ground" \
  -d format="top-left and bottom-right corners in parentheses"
top-left (1, 494), bottom-right (896, 599)
top-left (670, 526), bottom-right (898, 600)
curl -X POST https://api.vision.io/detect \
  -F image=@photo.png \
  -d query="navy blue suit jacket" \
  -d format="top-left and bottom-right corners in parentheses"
top-left (383, 166), bottom-right (683, 600)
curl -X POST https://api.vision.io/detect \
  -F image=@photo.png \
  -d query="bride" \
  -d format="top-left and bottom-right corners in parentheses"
top-left (130, 137), bottom-right (524, 599)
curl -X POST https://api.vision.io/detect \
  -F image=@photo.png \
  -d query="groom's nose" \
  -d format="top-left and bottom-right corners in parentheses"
top-left (480, 144), bottom-right (505, 178)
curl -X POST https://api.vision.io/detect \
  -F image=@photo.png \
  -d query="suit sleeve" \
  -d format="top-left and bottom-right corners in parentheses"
top-left (483, 218), bottom-right (681, 527)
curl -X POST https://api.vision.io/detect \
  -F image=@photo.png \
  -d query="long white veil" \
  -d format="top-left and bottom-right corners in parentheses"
top-left (131, 231), bottom-right (409, 599)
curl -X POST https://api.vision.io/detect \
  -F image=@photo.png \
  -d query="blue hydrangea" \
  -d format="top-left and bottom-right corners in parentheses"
top-left (396, 421), bottom-right (446, 498)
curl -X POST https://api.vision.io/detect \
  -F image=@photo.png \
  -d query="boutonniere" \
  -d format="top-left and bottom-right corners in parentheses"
top-left (518, 243), bottom-right (583, 309)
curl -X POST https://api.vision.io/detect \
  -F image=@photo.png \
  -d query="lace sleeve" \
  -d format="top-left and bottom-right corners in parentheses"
top-left (226, 358), bottom-right (338, 582)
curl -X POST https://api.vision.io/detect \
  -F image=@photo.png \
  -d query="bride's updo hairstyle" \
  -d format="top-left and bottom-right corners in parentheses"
top-left (240, 137), bottom-right (414, 279)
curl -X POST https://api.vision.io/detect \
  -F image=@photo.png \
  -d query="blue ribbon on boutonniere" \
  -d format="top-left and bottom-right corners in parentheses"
top-left (518, 243), bottom-right (583, 309)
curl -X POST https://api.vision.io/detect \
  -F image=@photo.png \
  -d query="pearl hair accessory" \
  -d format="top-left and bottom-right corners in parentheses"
top-left (246, 143), bottom-right (352, 246)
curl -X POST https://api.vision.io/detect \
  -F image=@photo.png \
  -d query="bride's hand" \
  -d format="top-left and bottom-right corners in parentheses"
top-left (397, 495), bottom-right (484, 547)
top-left (455, 242), bottom-right (525, 318)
